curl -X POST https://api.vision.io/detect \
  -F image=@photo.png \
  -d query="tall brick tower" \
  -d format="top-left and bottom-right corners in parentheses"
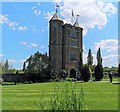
top-left (49, 8), bottom-right (63, 73)
top-left (49, 8), bottom-right (83, 77)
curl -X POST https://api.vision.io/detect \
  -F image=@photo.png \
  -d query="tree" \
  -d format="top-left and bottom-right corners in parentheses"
top-left (25, 51), bottom-right (49, 74)
top-left (95, 65), bottom-right (103, 81)
top-left (22, 61), bottom-right (26, 73)
top-left (95, 48), bottom-right (103, 81)
top-left (87, 49), bottom-right (93, 66)
top-left (80, 66), bottom-right (91, 82)
top-left (4, 60), bottom-right (9, 74)
top-left (96, 47), bottom-right (102, 66)
top-left (0, 63), bottom-right (4, 74)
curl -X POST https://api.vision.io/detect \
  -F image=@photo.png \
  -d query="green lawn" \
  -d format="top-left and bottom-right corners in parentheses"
top-left (2, 78), bottom-right (119, 110)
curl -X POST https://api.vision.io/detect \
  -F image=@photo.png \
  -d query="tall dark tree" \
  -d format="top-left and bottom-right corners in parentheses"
top-left (4, 60), bottom-right (9, 74)
top-left (96, 47), bottom-right (102, 66)
top-left (87, 49), bottom-right (93, 66)
top-left (95, 47), bottom-right (103, 81)
top-left (23, 61), bottom-right (26, 72)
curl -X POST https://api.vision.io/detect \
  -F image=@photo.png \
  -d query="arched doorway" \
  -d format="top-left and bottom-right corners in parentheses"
top-left (70, 69), bottom-right (76, 78)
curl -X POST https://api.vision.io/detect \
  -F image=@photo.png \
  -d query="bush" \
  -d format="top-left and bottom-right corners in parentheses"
top-left (94, 65), bottom-right (103, 81)
top-left (39, 82), bottom-right (85, 111)
top-left (0, 78), bottom-right (3, 84)
top-left (61, 69), bottom-right (68, 79)
top-left (80, 66), bottom-right (91, 82)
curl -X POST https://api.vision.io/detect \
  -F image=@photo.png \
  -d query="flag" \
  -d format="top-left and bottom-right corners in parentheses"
top-left (72, 9), bottom-right (74, 17)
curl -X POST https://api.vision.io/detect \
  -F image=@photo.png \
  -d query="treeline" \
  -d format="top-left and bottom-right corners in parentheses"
top-left (0, 60), bottom-right (23, 74)
top-left (1, 48), bottom-right (119, 83)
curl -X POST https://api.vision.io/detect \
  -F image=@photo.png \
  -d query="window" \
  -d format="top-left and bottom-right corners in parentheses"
top-left (70, 53), bottom-right (77, 61)
top-left (69, 40), bottom-right (77, 47)
top-left (70, 31), bottom-right (77, 39)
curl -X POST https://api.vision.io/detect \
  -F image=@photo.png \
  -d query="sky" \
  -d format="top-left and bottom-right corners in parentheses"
top-left (0, 0), bottom-right (118, 69)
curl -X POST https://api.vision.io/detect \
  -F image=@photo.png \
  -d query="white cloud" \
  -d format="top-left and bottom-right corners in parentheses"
top-left (20, 42), bottom-right (38, 48)
top-left (103, 54), bottom-right (118, 67)
top-left (31, 43), bottom-right (37, 47)
top-left (33, 28), bottom-right (36, 32)
top-left (8, 21), bottom-right (18, 27)
top-left (0, 54), bottom-right (4, 57)
top-left (8, 59), bottom-right (25, 63)
top-left (41, 29), bottom-right (45, 32)
top-left (0, 14), bottom-right (28, 31)
top-left (44, 12), bottom-right (54, 20)
top-left (20, 42), bottom-right (27, 45)
top-left (34, 10), bottom-right (41, 15)
top-left (102, 3), bottom-right (117, 15)
top-left (0, 15), bottom-right (9, 24)
top-left (32, 6), bottom-right (37, 10)
top-left (38, 3), bottom-right (41, 5)
top-left (18, 26), bottom-right (28, 31)
top-left (46, 1), bottom-right (117, 36)
top-left (94, 39), bottom-right (118, 52)
top-left (32, 3), bottom-right (41, 16)
top-left (40, 46), bottom-right (46, 49)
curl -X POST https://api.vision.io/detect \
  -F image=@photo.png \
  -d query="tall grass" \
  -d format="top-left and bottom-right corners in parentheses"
top-left (40, 82), bottom-right (85, 111)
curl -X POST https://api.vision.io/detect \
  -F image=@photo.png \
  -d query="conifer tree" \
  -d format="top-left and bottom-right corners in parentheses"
top-left (96, 47), bottom-right (102, 66)
top-left (23, 61), bottom-right (26, 72)
top-left (87, 49), bottom-right (93, 66)
top-left (95, 47), bottom-right (103, 81)
top-left (4, 60), bottom-right (9, 74)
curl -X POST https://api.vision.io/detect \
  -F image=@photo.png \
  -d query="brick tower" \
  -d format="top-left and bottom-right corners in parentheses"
top-left (49, 9), bottom-right (83, 77)
top-left (49, 9), bottom-right (63, 73)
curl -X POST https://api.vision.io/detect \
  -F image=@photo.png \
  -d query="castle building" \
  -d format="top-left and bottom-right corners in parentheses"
top-left (49, 9), bottom-right (83, 78)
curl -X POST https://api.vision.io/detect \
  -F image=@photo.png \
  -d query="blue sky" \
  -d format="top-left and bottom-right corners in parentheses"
top-left (0, 1), bottom-right (118, 69)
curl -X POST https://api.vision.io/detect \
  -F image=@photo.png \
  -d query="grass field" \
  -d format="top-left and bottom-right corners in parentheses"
top-left (2, 78), bottom-right (119, 110)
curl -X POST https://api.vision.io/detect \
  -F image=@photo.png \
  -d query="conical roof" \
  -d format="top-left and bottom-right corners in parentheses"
top-left (50, 10), bottom-right (59, 21)
top-left (74, 21), bottom-right (79, 27)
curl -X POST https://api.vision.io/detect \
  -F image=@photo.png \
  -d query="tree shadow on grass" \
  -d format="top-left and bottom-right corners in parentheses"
top-left (112, 82), bottom-right (120, 84)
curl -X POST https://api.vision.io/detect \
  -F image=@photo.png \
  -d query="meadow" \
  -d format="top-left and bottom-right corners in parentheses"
top-left (2, 78), bottom-right (119, 110)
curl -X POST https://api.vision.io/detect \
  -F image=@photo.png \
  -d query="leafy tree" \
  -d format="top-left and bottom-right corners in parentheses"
top-left (104, 66), bottom-right (118, 72)
top-left (87, 49), bottom-right (93, 66)
top-left (0, 63), bottom-right (4, 74)
top-left (95, 48), bottom-right (103, 81)
top-left (25, 51), bottom-right (49, 74)
top-left (9, 69), bottom-right (16, 74)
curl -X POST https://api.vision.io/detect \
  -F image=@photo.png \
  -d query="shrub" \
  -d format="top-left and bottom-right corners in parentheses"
top-left (61, 69), bottom-right (68, 79)
top-left (80, 66), bottom-right (91, 82)
top-left (0, 78), bottom-right (3, 84)
top-left (94, 65), bottom-right (103, 81)
top-left (39, 82), bottom-right (85, 111)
